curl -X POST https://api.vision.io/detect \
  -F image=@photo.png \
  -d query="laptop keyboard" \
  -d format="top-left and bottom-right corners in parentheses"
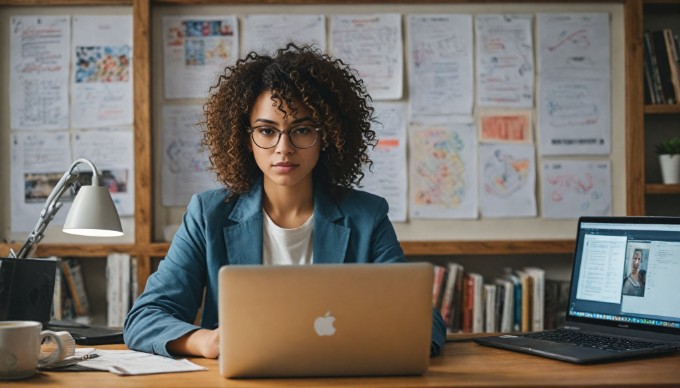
top-left (523, 330), bottom-right (668, 352)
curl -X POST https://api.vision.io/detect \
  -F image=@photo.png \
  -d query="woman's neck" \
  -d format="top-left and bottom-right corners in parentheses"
top-left (263, 178), bottom-right (314, 229)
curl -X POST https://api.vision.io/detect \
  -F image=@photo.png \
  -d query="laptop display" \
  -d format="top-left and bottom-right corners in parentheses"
top-left (218, 262), bottom-right (433, 378)
top-left (567, 217), bottom-right (680, 334)
top-left (475, 216), bottom-right (680, 363)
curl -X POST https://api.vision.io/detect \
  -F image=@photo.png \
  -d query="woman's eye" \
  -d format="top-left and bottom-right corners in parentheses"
top-left (293, 126), bottom-right (312, 135)
top-left (257, 127), bottom-right (276, 136)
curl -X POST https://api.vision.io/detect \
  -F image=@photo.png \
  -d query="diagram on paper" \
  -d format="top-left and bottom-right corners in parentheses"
top-left (410, 123), bottom-right (477, 219)
top-left (541, 160), bottom-right (612, 219)
top-left (479, 143), bottom-right (536, 218)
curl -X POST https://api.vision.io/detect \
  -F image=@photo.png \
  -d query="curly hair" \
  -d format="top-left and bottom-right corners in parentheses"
top-left (202, 43), bottom-right (377, 201)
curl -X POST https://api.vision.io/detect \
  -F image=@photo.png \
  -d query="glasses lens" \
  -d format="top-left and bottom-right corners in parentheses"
top-left (289, 126), bottom-right (318, 149)
top-left (251, 127), bottom-right (279, 148)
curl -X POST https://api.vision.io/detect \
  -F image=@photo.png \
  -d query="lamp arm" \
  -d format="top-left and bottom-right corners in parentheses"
top-left (14, 158), bottom-right (101, 259)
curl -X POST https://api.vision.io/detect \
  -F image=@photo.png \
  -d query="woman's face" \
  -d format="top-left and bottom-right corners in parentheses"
top-left (249, 90), bottom-right (320, 191)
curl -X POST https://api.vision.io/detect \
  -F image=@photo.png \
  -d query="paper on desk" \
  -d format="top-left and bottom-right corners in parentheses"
top-left (78, 349), bottom-right (207, 375)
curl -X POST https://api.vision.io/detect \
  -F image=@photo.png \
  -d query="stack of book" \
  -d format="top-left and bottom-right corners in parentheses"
top-left (643, 28), bottom-right (680, 105)
top-left (431, 263), bottom-right (570, 334)
top-left (51, 254), bottom-right (138, 327)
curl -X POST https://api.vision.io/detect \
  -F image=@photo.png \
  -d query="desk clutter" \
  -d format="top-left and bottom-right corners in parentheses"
top-left (432, 263), bottom-right (569, 335)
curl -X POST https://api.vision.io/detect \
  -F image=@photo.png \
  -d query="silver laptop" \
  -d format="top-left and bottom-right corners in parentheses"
top-left (475, 216), bottom-right (680, 364)
top-left (218, 262), bottom-right (433, 378)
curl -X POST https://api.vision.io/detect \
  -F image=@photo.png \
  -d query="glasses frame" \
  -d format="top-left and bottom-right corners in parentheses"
top-left (247, 125), bottom-right (321, 150)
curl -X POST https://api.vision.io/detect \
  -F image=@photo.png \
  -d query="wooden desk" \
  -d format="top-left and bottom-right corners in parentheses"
top-left (6, 338), bottom-right (680, 387)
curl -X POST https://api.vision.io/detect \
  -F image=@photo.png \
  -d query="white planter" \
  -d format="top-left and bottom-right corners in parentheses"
top-left (659, 154), bottom-right (680, 184)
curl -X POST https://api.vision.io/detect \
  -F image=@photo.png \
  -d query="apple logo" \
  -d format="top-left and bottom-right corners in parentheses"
top-left (313, 311), bottom-right (336, 336)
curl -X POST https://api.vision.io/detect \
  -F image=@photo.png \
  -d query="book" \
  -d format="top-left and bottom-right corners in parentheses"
top-left (483, 283), bottom-right (497, 333)
top-left (462, 274), bottom-right (474, 333)
top-left (107, 253), bottom-right (132, 327)
top-left (644, 30), bottom-right (665, 104)
top-left (496, 278), bottom-right (515, 333)
top-left (523, 267), bottom-right (545, 332)
top-left (469, 273), bottom-right (484, 333)
top-left (440, 262), bottom-right (463, 329)
top-left (432, 265), bottom-right (447, 310)
top-left (652, 29), bottom-right (676, 104)
top-left (60, 259), bottom-right (90, 317)
top-left (663, 29), bottom-right (680, 100)
top-left (516, 270), bottom-right (533, 332)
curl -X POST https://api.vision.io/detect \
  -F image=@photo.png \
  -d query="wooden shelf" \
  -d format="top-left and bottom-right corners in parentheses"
top-left (644, 104), bottom-right (680, 114)
top-left (646, 183), bottom-right (680, 194)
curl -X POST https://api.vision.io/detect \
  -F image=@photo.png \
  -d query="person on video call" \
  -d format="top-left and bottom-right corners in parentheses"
top-left (622, 248), bottom-right (646, 297)
top-left (123, 43), bottom-right (446, 359)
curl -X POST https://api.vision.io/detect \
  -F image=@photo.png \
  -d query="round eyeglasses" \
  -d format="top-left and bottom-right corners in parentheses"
top-left (248, 125), bottom-right (320, 149)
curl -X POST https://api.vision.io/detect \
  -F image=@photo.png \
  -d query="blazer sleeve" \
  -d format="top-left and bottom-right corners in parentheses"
top-left (123, 194), bottom-right (209, 357)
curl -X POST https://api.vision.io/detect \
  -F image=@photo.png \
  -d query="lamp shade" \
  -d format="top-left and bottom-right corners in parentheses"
top-left (63, 185), bottom-right (123, 237)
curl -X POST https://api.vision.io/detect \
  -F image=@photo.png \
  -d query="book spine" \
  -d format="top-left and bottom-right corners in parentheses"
top-left (644, 30), bottom-right (666, 104)
top-left (663, 29), bottom-right (680, 99)
top-left (652, 29), bottom-right (676, 104)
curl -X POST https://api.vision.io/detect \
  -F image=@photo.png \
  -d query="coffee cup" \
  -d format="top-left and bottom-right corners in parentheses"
top-left (0, 321), bottom-right (72, 380)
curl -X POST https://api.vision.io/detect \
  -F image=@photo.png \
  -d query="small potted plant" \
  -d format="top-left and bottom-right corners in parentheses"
top-left (655, 136), bottom-right (680, 184)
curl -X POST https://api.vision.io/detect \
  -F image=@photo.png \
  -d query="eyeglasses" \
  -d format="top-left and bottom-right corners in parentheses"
top-left (248, 124), bottom-right (321, 149)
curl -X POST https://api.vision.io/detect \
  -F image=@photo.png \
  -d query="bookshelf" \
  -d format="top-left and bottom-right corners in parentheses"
top-left (635, 0), bottom-right (680, 216)
top-left (0, 0), bottom-right (652, 324)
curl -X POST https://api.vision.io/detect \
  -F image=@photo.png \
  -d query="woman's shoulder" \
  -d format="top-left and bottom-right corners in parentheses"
top-left (189, 187), bottom-right (233, 211)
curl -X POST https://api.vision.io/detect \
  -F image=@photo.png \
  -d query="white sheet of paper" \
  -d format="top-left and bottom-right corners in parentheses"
top-left (330, 14), bottom-right (403, 100)
top-left (10, 131), bottom-right (72, 232)
top-left (71, 15), bottom-right (133, 128)
top-left (163, 16), bottom-right (238, 99)
top-left (536, 13), bottom-right (611, 74)
top-left (71, 128), bottom-right (135, 216)
top-left (162, 105), bottom-right (220, 207)
top-left (475, 14), bottom-right (534, 108)
top-left (407, 14), bottom-right (473, 121)
top-left (541, 159), bottom-right (612, 219)
top-left (78, 349), bottom-right (206, 375)
top-left (10, 16), bottom-right (70, 130)
top-left (409, 123), bottom-right (478, 219)
top-left (360, 102), bottom-right (408, 222)
top-left (243, 14), bottom-right (325, 54)
top-left (537, 74), bottom-right (611, 155)
top-left (479, 143), bottom-right (536, 218)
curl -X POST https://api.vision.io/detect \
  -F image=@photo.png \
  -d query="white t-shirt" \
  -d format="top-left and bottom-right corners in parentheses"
top-left (262, 211), bottom-right (314, 265)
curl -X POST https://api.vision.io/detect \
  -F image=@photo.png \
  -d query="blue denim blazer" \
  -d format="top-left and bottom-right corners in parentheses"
top-left (124, 179), bottom-right (446, 357)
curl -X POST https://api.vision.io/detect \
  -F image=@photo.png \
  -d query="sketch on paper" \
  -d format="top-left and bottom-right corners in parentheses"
top-left (541, 160), bottom-right (612, 219)
top-left (410, 124), bottom-right (477, 219)
top-left (479, 144), bottom-right (536, 218)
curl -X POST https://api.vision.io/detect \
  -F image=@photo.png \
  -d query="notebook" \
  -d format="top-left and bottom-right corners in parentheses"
top-left (475, 216), bottom-right (680, 364)
top-left (218, 262), bottom-right (433, 378)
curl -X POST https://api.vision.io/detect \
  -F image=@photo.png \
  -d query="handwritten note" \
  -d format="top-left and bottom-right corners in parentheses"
top-left (360, 102), bottom-right (408, 222)
top-left (162, 105), bottom-right (220, 207)
top-left (407, 14), bottom-right (473, 121)
top-left (10, 16), bottom-right (70, 130)
top-left (330, 14), bottom-right (403, 100)
top-left (243, 14), bottom-right (326, 54)
top-left (476, 14), bottom-right (534, 108)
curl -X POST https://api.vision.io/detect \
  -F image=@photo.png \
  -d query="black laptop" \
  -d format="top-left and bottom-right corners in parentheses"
top-left (475, 216), bottom-right (680, 364)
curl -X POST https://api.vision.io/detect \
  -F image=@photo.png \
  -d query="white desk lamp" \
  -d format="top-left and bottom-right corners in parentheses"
top-left (10, 158), bottom-right (123, 259)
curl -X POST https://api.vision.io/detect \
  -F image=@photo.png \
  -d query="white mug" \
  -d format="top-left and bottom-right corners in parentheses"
top-left (0, 321), bottom-right (70, 380)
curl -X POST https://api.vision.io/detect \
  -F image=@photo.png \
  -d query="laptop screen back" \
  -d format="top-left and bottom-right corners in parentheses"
top-left (567, 217), bottom-right (680, 335)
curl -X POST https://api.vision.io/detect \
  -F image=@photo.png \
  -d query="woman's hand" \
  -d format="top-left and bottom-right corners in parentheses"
top-left (167, 327), bottom-right (220, 359)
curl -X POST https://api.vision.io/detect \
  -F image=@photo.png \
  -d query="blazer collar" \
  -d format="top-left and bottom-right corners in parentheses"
top-left (223, 178), bottom-right (350, 265)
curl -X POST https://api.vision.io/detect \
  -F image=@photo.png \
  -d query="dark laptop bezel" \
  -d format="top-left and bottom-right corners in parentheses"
top-left (565, 216), bottom-right (680, 336)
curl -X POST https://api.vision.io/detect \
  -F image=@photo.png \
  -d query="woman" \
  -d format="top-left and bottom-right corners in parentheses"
top-left (124, 43), bottom-right (446, 358)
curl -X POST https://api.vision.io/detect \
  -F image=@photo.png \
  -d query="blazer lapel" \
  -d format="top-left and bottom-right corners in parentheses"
top-left (313, 189), bottom-right (350, 264)
top-left (223, 183), bottom-right (263, 265)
